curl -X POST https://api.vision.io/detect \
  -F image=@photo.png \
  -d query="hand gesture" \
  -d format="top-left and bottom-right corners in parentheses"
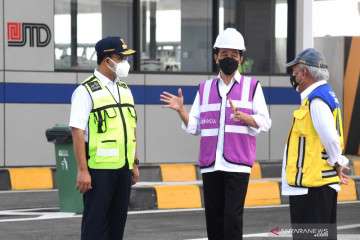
top-left (160, 88), bottom-right (184, 111)
top-left (229, 98), bottom-right (242, 122)
top-left (229, 98), bottom-right (259, 128)
top-left (336, 165), bottom-right (350, 185)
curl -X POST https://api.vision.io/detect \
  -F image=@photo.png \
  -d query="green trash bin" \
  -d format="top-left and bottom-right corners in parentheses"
top-left (46, 124), bottom-right (83, 213)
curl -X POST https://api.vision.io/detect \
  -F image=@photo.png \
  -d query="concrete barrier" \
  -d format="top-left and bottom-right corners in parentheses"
top-left (138, 165), bottom-right (162, 182)
top-left (159, 164), bottom-right (197, 182)
top-left (352, 160), bottom-right (360, 175)
top-left (8, 168), bottom-right (53, 190)
top-left (249, 162), bottom-right (262, 179)
top-left (129, 185), bottom-right (158, 210)
top-left (245, 181), bottom-right (281, 206)
top-left (338, 178), bottom-right (357, 201)
top-left (0, 162), bottom-right (358, 211)
top-left (0, 169), bottom-right (11, 190)
top-left (153, 184), bottom-right (202, 209)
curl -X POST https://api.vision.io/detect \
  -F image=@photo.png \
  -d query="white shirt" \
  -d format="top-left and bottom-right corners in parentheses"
top-left (281, 80), bottom-right (349, 195)
top-left (183, 71), bottom-right (272, 174)
top-left (69, 69), bottom-right (121, 142)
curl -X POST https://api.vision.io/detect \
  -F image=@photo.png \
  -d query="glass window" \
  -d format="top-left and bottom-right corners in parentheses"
top-left (219, 0), bottom-right (236, 31)
top-left (54, 0), bottom-right (133, 70)
top-left (219, 0), bottom-right (287, 74)
top-left (274, 0), bottom-right (288, 73)
top-left (139, 0), bottom-right (212, 72)
top-left (55, 0), bottom-right (288, 73)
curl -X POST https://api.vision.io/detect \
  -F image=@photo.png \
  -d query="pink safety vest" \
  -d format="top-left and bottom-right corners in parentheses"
top-left (198, 76), bottom-right (258, 168)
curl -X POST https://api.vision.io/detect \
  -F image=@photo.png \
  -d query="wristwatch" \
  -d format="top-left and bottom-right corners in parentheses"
top-left (336, 163), bottom-right (342, 170)
top-left (134, 159), bottom-right (140, 165)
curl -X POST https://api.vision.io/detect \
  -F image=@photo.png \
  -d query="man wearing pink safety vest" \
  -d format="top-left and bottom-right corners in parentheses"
top-left (160, 28), bottom-right (271, 240)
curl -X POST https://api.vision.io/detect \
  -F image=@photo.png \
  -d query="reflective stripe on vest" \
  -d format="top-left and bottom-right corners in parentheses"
top-left (82, 76), bottom-right (136, 170)
top-left (198, 76), bottom-right (258, 168)
top-left (286, 96), bottom-right (342, 187)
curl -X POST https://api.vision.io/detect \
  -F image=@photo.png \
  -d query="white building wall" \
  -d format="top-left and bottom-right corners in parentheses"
top-left (0, 0), bottom-right (345, 167)
top-left (2, 71), bottom-right (300, 167)
top-left (296, 0), bottom-right (314, 53)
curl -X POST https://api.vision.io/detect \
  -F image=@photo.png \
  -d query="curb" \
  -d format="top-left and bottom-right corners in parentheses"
top-left (0, 167), bottom-right (55, 191)
top-left (0, 169), bottom-right (12, 190)
top-left (0, 158), bottom-right (359, 210)
top-left (129, 177), bottom-right (360, 210)
top-left (8, 168), bottom-right (53, 190)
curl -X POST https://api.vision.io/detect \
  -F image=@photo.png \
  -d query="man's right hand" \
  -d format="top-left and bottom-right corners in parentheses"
top-left (160, 88), bottom-right (184, 111)
top-left (76, 169), bottom-right (92, 194)
top-left (160, 88), bottom-right (190, 126)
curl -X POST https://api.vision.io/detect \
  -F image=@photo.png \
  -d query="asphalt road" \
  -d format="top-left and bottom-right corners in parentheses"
top-left (0, 190), bottom-right (359, 240)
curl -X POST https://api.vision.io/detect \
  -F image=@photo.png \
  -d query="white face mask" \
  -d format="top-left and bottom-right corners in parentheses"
top-left (107, 57), bottom-right (130, 78)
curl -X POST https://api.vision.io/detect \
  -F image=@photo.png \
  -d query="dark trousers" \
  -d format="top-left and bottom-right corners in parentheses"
top-left (290, 186), bottom-right (338, 240)
top-left (81, 168), bottom-right (132, 240)
top-left (202, 171), bottom-right (250, 240)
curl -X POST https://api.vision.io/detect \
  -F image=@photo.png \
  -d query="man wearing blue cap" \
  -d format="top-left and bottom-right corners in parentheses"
top-left (69, 36), bottom-right (138, 240)
top-left (281, 48), bottom-right (350, 239)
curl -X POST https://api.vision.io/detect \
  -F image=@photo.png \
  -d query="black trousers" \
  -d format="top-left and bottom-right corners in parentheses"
top-left (202, 171), bottom-right (250, 240)
top-left (81, 168), bottom-right (132, 240)
top-left (289, 186), bottom-right (338, 240)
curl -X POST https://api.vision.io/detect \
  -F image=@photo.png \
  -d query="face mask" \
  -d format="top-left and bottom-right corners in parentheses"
top-left (218, 57), bottom-right (239, 75)
top-left (107, 57), bottom-right (130, 78)
top-left (290, 68), bottom-right (304, 92)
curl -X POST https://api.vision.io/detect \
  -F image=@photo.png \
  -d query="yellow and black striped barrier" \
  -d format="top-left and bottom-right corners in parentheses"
top-left (1, 158), bottom-right (359, 210)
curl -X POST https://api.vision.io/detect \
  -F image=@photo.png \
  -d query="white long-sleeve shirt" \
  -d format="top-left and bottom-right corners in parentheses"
top-left (281, 80), bottom-right (349, 195)
top-left (182, 71), bottom-right (272, 174)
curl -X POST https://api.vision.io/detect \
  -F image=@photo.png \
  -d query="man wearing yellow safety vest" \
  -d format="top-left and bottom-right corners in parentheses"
top-left (69, 36), bottom-right (139, 240)
top-left (238, 56), bottom-right (254, 73)
top-left (160, 28), bottom-right (271, 240)
top-left (281, 48), bottom-right (350, 240)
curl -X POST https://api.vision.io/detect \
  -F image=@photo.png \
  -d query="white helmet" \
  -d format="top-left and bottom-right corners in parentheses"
top-left (213, 28), bottom-right (246, 51)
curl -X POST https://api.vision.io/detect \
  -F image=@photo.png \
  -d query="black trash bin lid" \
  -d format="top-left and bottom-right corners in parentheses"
top-left (46, 124), bottom-right (73, 144)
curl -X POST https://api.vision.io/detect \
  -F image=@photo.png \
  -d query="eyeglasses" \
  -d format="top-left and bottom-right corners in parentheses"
top-left (292, 68), bottom-right (303, 77)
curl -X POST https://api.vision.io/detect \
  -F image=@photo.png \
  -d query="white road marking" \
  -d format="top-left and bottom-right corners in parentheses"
top-left (0, 207), bottom-right (79, 222)
top-left (128, 208), bottom-right (204, 215)
top-left (0, 189), bottom-right (58, 194)
top-left (0, 201), bottom-right (359, 224)
top-left (337, 224), bottom-right (360, 230)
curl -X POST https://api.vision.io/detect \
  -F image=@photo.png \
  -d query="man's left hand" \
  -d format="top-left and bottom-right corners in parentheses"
top-left (132, 164), bottom-right (139, 185)
top-left (336, 165), bottom-right (350, 185)
top-left (229, 98), bottom-right (242, 122)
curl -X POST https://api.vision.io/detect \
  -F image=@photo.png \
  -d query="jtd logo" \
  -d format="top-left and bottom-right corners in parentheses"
top-left (7, 22), bottom-right (51, 47)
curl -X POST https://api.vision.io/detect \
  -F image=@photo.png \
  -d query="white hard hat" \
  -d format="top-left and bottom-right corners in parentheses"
top-left (213, 28), bottom-right (246, 51)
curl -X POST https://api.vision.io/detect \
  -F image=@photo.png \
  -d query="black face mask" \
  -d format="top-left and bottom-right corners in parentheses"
top-left (289, 68), bottom-right (303, 91)
top-left (289, 74), bottom-right (298, 90)
top-left (218, 57), bottom-right (239, 75)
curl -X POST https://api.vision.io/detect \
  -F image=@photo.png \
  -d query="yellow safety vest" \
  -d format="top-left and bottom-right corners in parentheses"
top-left (82, 76), bottom-right (136, 169)
top-left (238, 58), bottom-right (254, 73)
top-left (286, 97), bottom-right (343, 187)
